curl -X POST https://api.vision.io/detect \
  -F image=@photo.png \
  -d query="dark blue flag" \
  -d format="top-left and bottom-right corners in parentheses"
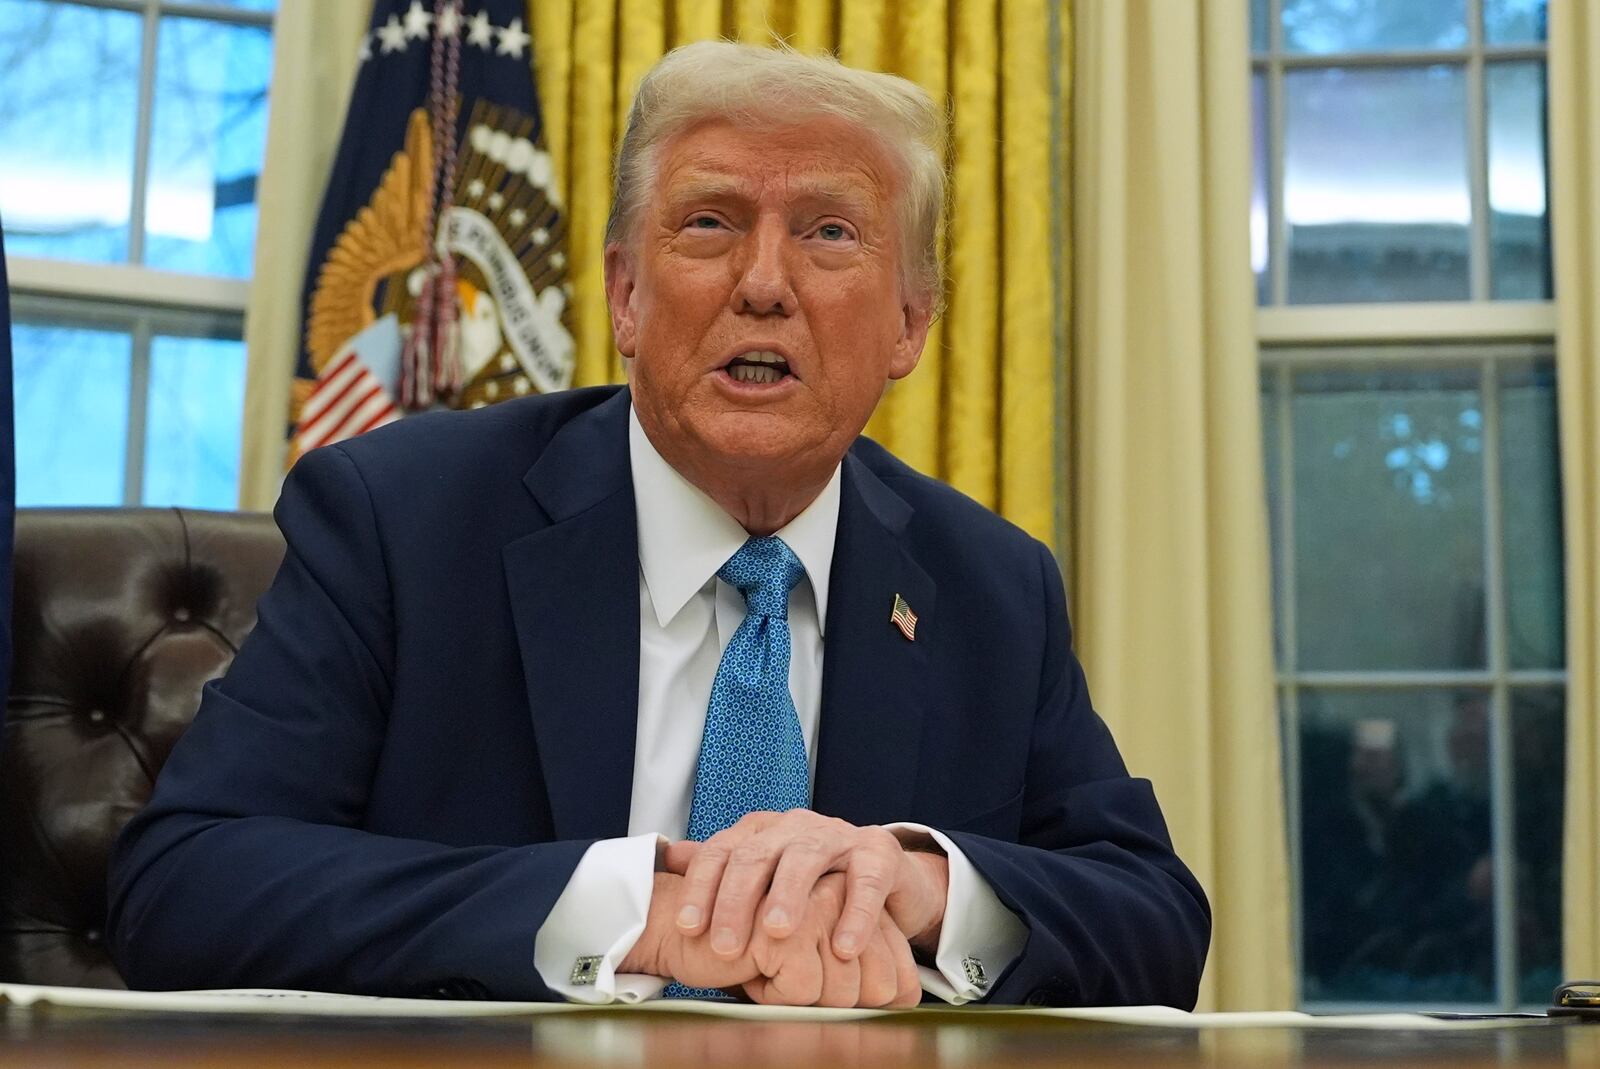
top-left (290, 0), bottom-right (573, 462)
top-left (0, 216), bottom-right (12, 738)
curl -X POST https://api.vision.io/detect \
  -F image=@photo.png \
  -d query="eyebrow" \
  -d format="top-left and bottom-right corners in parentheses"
top-left (661, 175), bottom-right (755, 207)
top-left (789, 179), bottom-right (876, 215)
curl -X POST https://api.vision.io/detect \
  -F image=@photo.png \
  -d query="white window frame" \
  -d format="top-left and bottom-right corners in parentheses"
top-left (1253, 0), bottom-right (1560, 1014)
top-left (4, 0), bottom-right (274, 505)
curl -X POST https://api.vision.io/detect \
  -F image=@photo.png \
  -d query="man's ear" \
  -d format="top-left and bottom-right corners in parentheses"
top-left (604, 243), bottom-right (639, 358)
top-left (888, 293), bottom-right (934, 381)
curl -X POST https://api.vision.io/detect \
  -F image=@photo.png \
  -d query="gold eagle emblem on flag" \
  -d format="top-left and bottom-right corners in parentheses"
top-left (292, 100), bottom-right (574, 464)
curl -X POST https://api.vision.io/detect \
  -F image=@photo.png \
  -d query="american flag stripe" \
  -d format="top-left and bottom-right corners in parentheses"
top-left (297, 352), bottom-right (361, 426)
top-left (350, 397), bottom-right (401, 437)
top-left (296, 355), bottom-right (400, 452)
top-left (890, 595), bottom-right (917, 641)
top-left (297, 352), bottom-right (356, 416)
top-left (302, 380), bottom-right (383, 445)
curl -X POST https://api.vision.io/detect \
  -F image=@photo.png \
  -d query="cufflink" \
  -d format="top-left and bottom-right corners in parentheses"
top-left (962, 956), bottom-right (989, 991)
top-left (570, 955), bottom-right (603, 986)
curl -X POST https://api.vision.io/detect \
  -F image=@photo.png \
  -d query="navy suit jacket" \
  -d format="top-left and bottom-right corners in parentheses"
top-left (108, 386), bottom-right (1209, 1006)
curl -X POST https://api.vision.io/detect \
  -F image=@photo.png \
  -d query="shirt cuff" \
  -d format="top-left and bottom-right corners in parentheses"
top-left (532, 833), bottom-right (670, 1004)
top-left (883, 822), bottom-right (1028, 1005)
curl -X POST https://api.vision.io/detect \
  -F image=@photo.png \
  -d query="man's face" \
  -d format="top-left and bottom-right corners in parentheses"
top-left (605, 117), bottom-right (931, 479)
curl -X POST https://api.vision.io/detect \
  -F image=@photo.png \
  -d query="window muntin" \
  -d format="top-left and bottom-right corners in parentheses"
top-left (1256, 0), bottom-right (1557, 1015)
top-left (12, 295), bottom-right (246, 507)
top-left (2, 0), bottom-right (274, 509)
top-left (1253, 0), bottom-right (1551, 307)
top-left (1264, 346), bottom-right (1564, 1010)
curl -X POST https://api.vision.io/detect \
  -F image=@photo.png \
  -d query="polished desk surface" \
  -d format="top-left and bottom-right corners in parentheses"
top-left (2, 1007), bottom-right (1597, 1068)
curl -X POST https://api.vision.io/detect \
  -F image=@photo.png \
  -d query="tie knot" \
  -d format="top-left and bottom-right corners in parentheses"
top-left (718, 536), bottom-right (805, 619)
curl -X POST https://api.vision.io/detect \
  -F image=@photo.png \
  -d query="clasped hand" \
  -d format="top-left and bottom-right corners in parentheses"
top-left (620, 810), bottom-right (949, 1007)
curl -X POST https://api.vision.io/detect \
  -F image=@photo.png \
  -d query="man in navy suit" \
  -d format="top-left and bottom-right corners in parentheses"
top-left (109, 41), bottom-right (1208, 1008)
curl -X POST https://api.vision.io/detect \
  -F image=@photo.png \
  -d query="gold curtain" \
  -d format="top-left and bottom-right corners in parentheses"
top-left (529, 0), bottom-right (1064, 542)
top-left (1070, 0), bottom-right (1292, 1010)
top-left (1550, 0), bottom-right (1600, 982)
top-left (238, 0), bottom-right (372, 510)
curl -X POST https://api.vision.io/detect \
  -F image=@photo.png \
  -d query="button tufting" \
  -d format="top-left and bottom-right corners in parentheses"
top-left (6, 509), bottom-right (288, 988)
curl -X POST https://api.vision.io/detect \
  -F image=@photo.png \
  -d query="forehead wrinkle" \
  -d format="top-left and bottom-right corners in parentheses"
top-left (780, 173), bottom-right (882, 215)
top-left (657, 146), bottom-right (888, 208)
top-left (658, 172), bottom-right (758, 210)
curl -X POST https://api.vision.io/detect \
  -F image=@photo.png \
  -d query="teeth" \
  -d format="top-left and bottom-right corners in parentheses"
top-left (744, 351), bottom-right (786, 366)
top-left (730, 364), bottom-right (782, 384)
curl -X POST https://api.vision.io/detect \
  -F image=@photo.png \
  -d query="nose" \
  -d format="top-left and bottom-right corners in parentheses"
top-left (730, 216), bottom-right (796, 317)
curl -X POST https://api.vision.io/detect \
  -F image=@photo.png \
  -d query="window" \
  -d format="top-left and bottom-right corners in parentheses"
top-left (1, 0), bottom-right (275, 508)
top-left (1252, 0), bottom-right (1562, 1010)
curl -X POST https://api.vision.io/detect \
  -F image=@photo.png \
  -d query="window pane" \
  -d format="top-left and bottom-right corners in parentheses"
top-left (1252, 0), bottom-right (1270, 52)
top-left (1282, 0), bottom-right (1467, 54)
top-left (1292, 367), bottom-right (1485, 671)
top-left (13, 321), bottom-right (131, 505)
top-left (1488, 62), bottom-right (1552, 300)
top-left (0, 1), bottom-right (141, 263)
top-left (142, 333), bottom-right (246, 509)
top-left (1285, 67), bottom-right (1470, 304)
top-left (1512, 686), bottom-right (1563, 1006)
top-left (1484, 0), bottom-right (1547, 44)
top-left (144, 16), bottom-right (274, 278)
top-left (1299, 687), bottom-right (1494, 1004)
top-left (1252, 73), bottom-right (1270, 305)
top-left (205, 0), bottom-right (277, 9)
top-left (1499, 363), bottom-right (1564, 670)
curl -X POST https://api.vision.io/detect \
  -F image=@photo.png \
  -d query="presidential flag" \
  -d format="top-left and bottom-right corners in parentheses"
top-left (291, 0), bottom-right (573, 461)
top-left (0, 216), bottom-right (13, 736)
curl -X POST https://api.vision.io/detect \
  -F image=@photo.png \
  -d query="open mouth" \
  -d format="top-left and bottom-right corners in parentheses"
top-left (723, 351), bottom-right (792, 385)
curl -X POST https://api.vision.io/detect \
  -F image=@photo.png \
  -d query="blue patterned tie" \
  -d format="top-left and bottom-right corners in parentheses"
top-left (664, 536), bottom-right (809, 999)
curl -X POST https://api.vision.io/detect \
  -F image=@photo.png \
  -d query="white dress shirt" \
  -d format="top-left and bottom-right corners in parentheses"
top-left (530, 407), bottom-right (1025, 1004)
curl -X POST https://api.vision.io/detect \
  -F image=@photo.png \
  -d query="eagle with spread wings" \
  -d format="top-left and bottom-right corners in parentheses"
top-left (292, 104), bottom-right (572, 463)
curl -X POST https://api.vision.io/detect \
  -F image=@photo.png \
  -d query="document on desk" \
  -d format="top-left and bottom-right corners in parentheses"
top-left (0, 983), bottom-right (1548, 1029)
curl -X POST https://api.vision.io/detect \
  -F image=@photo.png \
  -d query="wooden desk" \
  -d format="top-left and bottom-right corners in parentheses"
top-left (1, 1008), bottom-right (1596, 1068)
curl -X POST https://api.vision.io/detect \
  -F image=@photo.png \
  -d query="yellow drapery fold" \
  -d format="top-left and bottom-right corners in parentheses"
top-left (529, 0), bottom-right (1063, 544)
top-left (1070, 0), bottom-right (1293, 1010)
top-left (1550, 0), bottom-right (1600, 982)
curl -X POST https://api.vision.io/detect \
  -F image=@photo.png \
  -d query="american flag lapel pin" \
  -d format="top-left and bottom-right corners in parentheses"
top-left (890, 593), bottom-right (918, 641)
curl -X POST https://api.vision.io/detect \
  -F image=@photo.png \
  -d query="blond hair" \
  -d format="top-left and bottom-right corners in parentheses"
top-left (606, 40), bottom-right (946, 304)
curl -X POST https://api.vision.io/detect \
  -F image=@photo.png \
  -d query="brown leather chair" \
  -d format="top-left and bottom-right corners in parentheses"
top-left (2, 508), bottom-right (283, 987)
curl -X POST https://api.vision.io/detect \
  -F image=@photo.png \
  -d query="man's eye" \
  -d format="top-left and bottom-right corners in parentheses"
top-left (688, 216), bottom-right (723, 230)
top-left (817, 223), bottom-right (849, 241)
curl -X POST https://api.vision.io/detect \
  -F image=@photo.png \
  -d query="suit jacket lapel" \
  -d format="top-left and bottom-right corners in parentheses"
top-left (503, 388), bottom-right (640, 841)
top-left (812, 453), bottom-right (935, 825)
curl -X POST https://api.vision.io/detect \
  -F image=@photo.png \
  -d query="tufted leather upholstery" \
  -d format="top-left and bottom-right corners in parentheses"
top-left (2, 508), bottom-right (283, 987)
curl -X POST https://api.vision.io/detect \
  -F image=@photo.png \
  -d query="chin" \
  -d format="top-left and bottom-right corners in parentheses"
top-left (691, 411), bottom-right (831, 471)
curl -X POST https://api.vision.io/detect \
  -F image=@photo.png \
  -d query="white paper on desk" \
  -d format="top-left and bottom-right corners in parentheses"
top-left (0, 983), bottom-right (1549, 1029)
top-left (0, 984), bottom-right (889, 1021)
top-left (1032, 1006), bottom-right (1550, 1031)
top-left (0, 984), bottom-right (572, 1019)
